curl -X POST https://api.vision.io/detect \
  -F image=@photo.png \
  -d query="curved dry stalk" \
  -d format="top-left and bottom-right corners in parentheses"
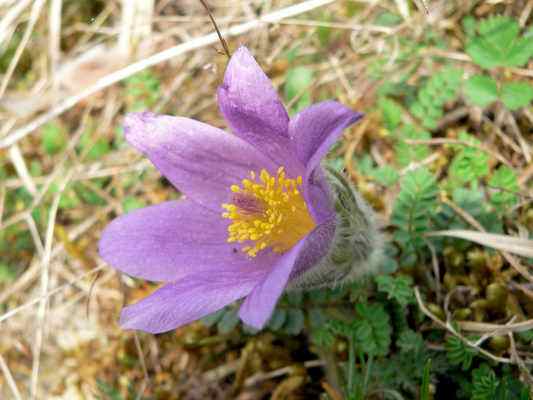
top-left (414, 287), bottom-right (532, 366)
top-left (0, 0), bottom-right (336, 149)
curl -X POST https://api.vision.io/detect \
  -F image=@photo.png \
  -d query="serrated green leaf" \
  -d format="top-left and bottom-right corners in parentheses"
top-left (500, 81), bottom-right (533, 110)
top-left (464, 75), bottom-right (498, 107)
top-left (478, 16), bottom-right (519, 51)
top-left (445, 335), bottom-right (477, 370)
top-left (471, 364), bottom-right (499, 400)
top-left (378, 97), bottom-right (403, 130)
top-left (395, 125), bottom-right (431, 167)
top-left (371, 165), bottom-right (400, 186)
top-left (375, 275), bottom-right (415, 307)
top-left (409, 67), bottom-right (462, 129)
top-left (489, 165), bottom-right (519, 209)
top-left (392, 168), bottom-right (438, 266)
top-left (397, 330), bottom-right (425, 355)
top-left (353, 303), bottom-right (391, 356)
top-left (449, 146), bottom-right (489, 186)
top-left (466, 16), bottom-right (533, 68)
top-left (311, 325), bottom-right (335, 347)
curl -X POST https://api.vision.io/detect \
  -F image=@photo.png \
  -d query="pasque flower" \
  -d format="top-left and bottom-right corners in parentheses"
top-left (99, 46), bottom-right (379, 334)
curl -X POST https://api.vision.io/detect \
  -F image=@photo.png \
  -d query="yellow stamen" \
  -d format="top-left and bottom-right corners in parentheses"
top-left (221, 168), bottom-right (315, 257)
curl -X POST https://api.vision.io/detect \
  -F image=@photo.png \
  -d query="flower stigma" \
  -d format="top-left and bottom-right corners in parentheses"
top-left (222, 167), bottom-right (316, 257)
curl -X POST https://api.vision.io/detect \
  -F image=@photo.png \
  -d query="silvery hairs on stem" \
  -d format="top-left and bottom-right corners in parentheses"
top-left (287, 166), bottom-right (383, 290)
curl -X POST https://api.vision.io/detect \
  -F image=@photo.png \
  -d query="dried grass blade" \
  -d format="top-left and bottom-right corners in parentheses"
top-left (426, 230), bottom-right (533, 258)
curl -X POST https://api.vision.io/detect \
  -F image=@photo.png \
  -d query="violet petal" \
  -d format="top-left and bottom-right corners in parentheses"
top-left (238, 219), bottom-right (334, 329)
top-left (123, 112), bottom-right (276, 212)
top-left (289, 101), bottom-right (362, 222)
top-left (120, 263), bottom-right (268, 334)
top-left (98, 199), bottom-right (279, 282)
top-left (304, 166), bottom-right (336, 224)
top-left (289, 100), bottom-right (363, 171)
top-left (217, 47), bottom-right (300, 173)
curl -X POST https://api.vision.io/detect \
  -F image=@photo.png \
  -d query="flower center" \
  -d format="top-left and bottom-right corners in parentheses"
top-left (222, 167), bottom-right (316, 257)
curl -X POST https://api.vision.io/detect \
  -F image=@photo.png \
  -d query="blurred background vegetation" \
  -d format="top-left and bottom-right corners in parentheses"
top-left (0, 0), bottom-right (532, 399)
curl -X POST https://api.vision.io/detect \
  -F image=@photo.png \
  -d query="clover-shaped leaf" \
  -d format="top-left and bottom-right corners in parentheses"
top-left (466, 16), bottom-right (533, 69)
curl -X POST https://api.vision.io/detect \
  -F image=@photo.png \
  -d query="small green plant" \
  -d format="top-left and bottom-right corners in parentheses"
top-left (375, 275), bottom-right (415, 307)
top-left (409, 67), bottom-right (463, 129)
top-left (464, 16), bottom-right (533, 110)
top-left (467, 364), bottom-right (530, 400)
top-left (394, 125), bottom-right (431, 167)
top-left (488, 165), bottom-right (519, 210)
top-left (391, 168), bottom-right (439, 266)
top-left (466, 16), bottom-right (533, 69)
top-left (41, 122), bottom-right (68, 155)
top-left (124, 70), bottom-right (161, 112)
top-left (447, 132), bottom-right (489, 188)
top-left (445, 335), bottom-right (478, 370)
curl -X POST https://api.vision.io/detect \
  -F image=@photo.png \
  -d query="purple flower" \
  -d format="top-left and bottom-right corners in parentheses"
top-left (99, 46), bottom-right (363, 334)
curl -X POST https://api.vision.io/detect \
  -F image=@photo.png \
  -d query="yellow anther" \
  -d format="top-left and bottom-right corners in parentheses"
top-left (221, 167), bottom-right (315, 257)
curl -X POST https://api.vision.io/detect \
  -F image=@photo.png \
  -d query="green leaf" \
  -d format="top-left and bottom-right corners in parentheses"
top-left (471, 364), bottom-right (499, 400)
top-left (41, 122), bottom-right (67, 155)
top-left (217, 307), bottom-right (240, 334)
top-left (397, 330), bottom-right (425, 355)
top-left (122, 196), bottom-right (146, 212)
top-left (79, 130), bottom-right (111, 160)
top-left (311, 325), bottom-right (335, 347)
top-left (378, 97), bottom-right (403, 130)
top-left (201, 308), bottom-right (225, 327)
top-left (445, 335), bottom-right (477, 370)
top-left (464, 75), bottom-right (498, 107)
top-left (477, 16), bottom-right (519, 51)
top-left (420, 359), bottom-right (432, 400)
top-left (462, 16), bottom-right (477, 38)
top-left (353, 303), bottom-right (391, 356)
top-left (316, 13), bottom-right (333, 46)
top-left (448, 136), bottom-right (490, 187)
top-left (489, 165), bottom-right (519, 209)
top-left (125, 70), bottom-right (161, 111)
top-left (375, 275), bottom-right (415, 307)
top-left (409, 67), bottom-right (463, 129)
top-left (283, 309), bottom-right (305, 335)
top-left (0, 263), bottom-right (16, 283)
top-left (466, 16), bottom-right (533, 68)
top-left (395, 125), bottom-right (431, 167)
top-left (267, 309), bottom-right (287, 331)
top-left (374, 11), bottom-right (403, 27)
top-left (500, 81), bottom-right (533, 110)
top-left (371, 165), bottom-right (400, 186)
top-left (391, 168), bottom-right (438, 266)
top-left (284, 67), bottom-right (314, 114)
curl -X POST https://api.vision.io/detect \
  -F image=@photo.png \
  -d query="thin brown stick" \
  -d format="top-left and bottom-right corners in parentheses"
top-left (198, 0), bottom-right (231, 59)
top-left (133, 332), bottom-right (150, 399)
